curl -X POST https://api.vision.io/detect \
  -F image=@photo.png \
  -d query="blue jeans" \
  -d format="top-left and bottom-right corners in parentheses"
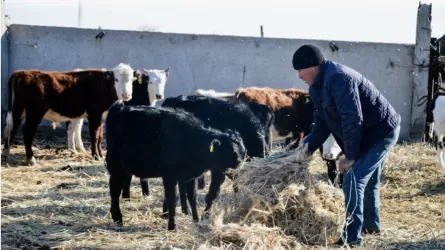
top-left (341, 125), bottom-right (400, 246)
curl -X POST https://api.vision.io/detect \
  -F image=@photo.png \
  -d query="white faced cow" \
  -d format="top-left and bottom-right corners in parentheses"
top-left (64, 67), bottom-right (171, 155)
top-left (2, 63), bottom-right (137, 165)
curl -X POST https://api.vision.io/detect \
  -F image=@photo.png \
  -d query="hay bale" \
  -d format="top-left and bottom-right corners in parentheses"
top-left (217, 144), bottom-right (345, 246)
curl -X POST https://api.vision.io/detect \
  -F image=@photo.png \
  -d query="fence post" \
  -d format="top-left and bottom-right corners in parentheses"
top-left (410, 2), bottom-right (432, 141)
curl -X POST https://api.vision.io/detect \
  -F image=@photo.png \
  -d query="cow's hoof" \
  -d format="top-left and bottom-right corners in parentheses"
top-left (113, 220), bottom-right (123, 227)
top-left (167, 221), bottom-right (176, 231)
top-left (181, 208), bottom-right (189, 215)
top-left (26, 156), bottom-right (36, 166)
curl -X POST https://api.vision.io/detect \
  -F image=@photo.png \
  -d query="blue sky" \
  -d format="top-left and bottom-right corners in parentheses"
top-left (4, 0), bottom-right (445, 44)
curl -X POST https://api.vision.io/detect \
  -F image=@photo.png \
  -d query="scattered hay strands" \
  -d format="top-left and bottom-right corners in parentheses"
top-left (1, 132), bottom-right (445, 249)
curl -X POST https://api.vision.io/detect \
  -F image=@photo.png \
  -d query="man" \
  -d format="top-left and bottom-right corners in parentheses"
top-left (292, 44), bottom-right (401, 247)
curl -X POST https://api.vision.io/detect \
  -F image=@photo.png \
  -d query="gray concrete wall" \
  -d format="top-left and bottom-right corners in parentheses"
top-left (5, 24), bottom-right (416, 140)
top-left (1, 0), bottom-right (8, 131)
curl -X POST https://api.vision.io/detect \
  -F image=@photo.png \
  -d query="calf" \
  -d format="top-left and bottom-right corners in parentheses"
top-left (432, 93), bottom-right (445, 168)
top-left (320, 134), bottom-right (344, 185)
top-left (161, 95), bottom-right (274, 213)
top-left (196, 87), bottom-right (344, 187)
top-left (105, 100), bottom-right (246, 230)
top-left (2, 63), bottom-right (137, 165)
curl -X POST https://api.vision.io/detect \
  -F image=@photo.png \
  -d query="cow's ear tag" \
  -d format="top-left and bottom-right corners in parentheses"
top-left (210, 144), bottom-right (214, 153)
top-left (138, 78), bottom-right (142, 84)
top-left (305, 96), bottom-right (311, 104)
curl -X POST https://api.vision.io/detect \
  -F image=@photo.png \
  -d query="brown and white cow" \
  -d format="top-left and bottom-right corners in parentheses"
top-left (63, 67), bottom-right (170, 156)
top-left (2, 63), bottom-right (138, 166)
top-left (196, 87), bottom-right (344, 187)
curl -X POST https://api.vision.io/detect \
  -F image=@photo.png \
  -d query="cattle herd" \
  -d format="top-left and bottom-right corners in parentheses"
top-left (1, 63), bottom-right (443, 231)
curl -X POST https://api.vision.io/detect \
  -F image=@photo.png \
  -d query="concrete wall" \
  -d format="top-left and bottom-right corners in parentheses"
top-left (1, 0), bottom-right (8, 131)
top-left (4, 24), bottom-right (417, 140)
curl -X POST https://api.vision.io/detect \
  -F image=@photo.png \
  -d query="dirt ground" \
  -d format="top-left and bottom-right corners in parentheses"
top-left (1, 129), bottom-right (445, 249)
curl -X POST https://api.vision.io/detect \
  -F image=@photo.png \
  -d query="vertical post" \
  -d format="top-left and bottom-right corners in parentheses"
top-left (260, 25), bottom-right (264, 38)
top-left (1, 0), bottom-right (9, 132)
top-left (410, 2), bottom-right (432, 141)
top-left (78, 0), bottom-right (83, 28)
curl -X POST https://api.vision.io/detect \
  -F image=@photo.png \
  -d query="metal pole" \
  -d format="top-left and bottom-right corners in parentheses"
top-left (78, 0), bottom-right (83, 28)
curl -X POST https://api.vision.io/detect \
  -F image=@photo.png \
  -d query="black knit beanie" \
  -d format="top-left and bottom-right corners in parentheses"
top-left (292, 44), bottom-right (325, 70)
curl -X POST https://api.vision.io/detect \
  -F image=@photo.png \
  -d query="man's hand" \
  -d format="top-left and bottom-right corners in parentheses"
top-left (339, 158), bottom-right (355, 174)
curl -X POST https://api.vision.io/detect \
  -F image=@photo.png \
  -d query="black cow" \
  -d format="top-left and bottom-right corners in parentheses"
top-left (105, 100), bottom-right (246, 230)
top-left (161, 95), bottom-right (274, 212)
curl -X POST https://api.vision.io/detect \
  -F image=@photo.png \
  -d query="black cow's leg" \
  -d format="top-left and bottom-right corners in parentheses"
top-left (338, 170), bottom-right (344, 189)
top-left (87, 116), bottom-right (102, 161)
top-left (178, 181), bottom-right (189, 215)
top-left (202, 171), bottom-right (225, 220)
top-left (184, 179), bottom-right (199, 222)
top-left (140, 178), bottom-right (150, 196)
top-left (162, 176), bottom-right (177, 230)
top-left (122, 175), bottom-right (132, 199)
top-left (197, 175), bottom-right (206, 189)
top-left (326, 160), bottom-right (337, 185)
top-left (109, 171), bottom-right (127, 225)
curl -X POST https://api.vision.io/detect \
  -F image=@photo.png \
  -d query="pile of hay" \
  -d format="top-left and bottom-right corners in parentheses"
top-left (213, 144), bottom-right (345, 247)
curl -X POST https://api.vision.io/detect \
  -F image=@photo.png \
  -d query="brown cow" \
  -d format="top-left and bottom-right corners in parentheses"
top-left (2, 63), bottom-right (138, 166)
top-left (234, 87), bottom-right (314, 146)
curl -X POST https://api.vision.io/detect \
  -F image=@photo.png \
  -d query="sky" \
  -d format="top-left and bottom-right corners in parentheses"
top-left (3, 0), bottom-right (445, 44)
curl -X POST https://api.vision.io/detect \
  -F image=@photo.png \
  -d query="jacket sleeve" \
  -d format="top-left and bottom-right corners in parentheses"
top-left (303, 111), bottom-right (331, 154)
top-left (329, 73), bottom-right (363, 160)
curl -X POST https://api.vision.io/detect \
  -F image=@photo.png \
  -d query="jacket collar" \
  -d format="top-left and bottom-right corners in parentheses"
top-left (311, 59), bottom-right (328, 88)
